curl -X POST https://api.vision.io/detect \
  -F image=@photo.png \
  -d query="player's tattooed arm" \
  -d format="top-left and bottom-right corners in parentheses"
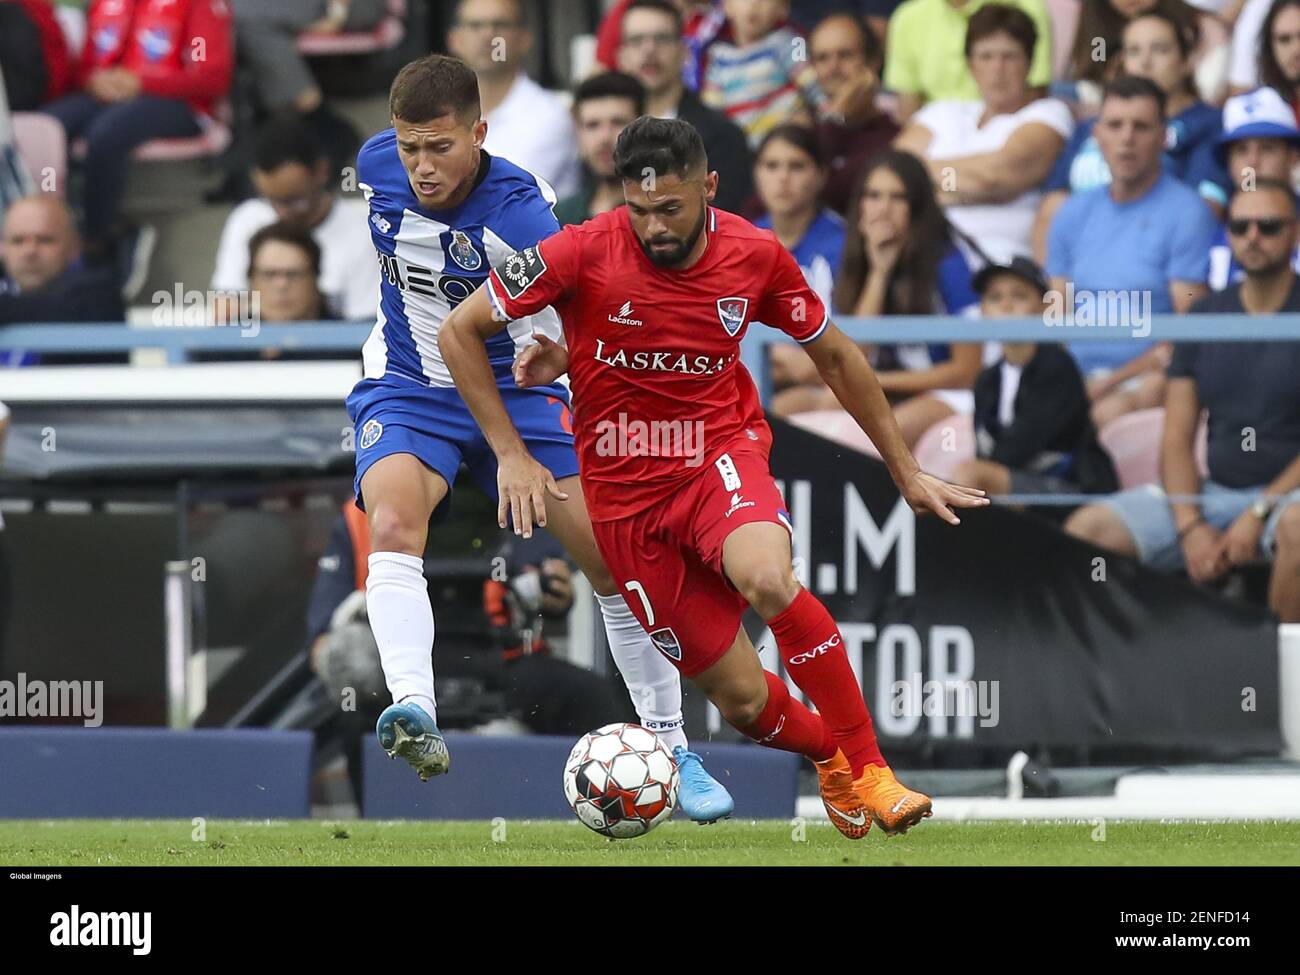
top-left (440, 286), bottom-right (570, 537)
top-left (802, 323), bottom-right (990, 525)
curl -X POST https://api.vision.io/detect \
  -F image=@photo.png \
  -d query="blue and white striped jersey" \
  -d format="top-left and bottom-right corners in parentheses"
top-left (356, 129), bottom-right (563, 388)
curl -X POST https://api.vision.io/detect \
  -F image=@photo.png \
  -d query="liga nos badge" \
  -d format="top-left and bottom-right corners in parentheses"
top-left (716, 297), bottom-right (748, 336)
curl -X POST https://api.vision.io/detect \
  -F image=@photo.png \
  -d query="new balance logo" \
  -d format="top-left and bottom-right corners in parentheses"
top-left (608, 300), bottom-right (643, 326)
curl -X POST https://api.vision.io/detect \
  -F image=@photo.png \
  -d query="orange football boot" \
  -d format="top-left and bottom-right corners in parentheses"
top-left (854, 764), bottom-right (933, 835)
top-left (814, 749), bottom-right (871, 839)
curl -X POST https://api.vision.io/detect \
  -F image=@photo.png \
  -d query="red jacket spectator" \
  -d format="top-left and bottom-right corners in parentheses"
top-left (10, 0), bottom-right (73, 103)
top-left (79, 0), bottom-right (233, 117)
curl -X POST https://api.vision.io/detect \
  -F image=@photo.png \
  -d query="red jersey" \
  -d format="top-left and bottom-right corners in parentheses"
top-left (81, 0), bottom-right (233, 117)
top-left (486, 206), bottom-right (828, 522)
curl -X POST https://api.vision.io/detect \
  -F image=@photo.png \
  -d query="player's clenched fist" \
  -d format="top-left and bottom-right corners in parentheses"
top-left (497, 451), bottom-right (570, 537)
top-left (513, 333), bottom-right (569, 388)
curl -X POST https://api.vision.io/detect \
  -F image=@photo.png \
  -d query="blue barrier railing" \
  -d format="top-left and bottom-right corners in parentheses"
top-left (2, 313), bottom-right (1298, 395)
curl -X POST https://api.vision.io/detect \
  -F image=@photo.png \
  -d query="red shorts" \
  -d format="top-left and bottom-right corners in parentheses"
top-left (589, 444), bottom-right (792, 677)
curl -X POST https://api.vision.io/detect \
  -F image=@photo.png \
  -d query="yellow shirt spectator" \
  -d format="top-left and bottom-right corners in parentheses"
top-left (885, 0), bottom-right (1054, 110)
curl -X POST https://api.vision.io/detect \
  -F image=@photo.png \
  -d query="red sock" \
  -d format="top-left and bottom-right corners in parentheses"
top-left (737, 671), bottom-right (838, 762)
top-left (770, 588), bottom-right (885, 775)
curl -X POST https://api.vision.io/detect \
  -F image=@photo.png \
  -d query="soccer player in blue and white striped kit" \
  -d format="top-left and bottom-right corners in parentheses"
top-left (347, 54), bottom-right (732, 822)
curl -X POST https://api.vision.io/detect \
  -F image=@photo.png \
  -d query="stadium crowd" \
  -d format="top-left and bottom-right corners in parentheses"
top-left (0, 0), bottom-right (1298, 624)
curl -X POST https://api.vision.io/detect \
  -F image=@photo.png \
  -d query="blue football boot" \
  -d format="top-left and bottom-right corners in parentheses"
top-left (376, 702), bottom-right (449, 781)
top-left (672, 745), bottom-right (734, 824)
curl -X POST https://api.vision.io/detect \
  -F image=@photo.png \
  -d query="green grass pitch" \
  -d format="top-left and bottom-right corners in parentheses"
top-left (2, 819), bottom-right (1299, 866)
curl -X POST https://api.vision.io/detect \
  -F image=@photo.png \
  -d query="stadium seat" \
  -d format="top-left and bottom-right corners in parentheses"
top-left (297, 0), bottom-right (407, 55)
top-left (10, 112), bottom-right (67, 193)
top-left (1098, 407), bottom-right (1210, 490)
top-left (912, 413), bottom-right (975, 480)
top-left (787, 409), bottom-right (880, 458)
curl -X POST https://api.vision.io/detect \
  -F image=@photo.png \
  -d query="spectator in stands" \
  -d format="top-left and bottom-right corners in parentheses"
top-left (554, 72), bottom-right (645, 227)
top-left (788, 0), bottom-right (903, 44)
top-left (448, 0), bottom-right (580, 197)
top-left (595, 0), bottom-right (726, 90)
top-left (211, 116), bottom-right (378, 321)
top-left (231, 0), bottom-right (385, 116)
top-left (884, 0), bottom-right (1054, 123)
top-left (0, 0), bottom-right (74, 110)
top-left (699, 0), bottom-right (826, 148)
top-left (894, 3), bottom-right (1073, 260)
top-left (1046, 75), bottom-right (1217, 429)
top-left (1253, 0), bottom-right (1300, 118)
top-left (1065, 179), bottom-right (1300, 623)
top-left (1202, 87), bottom-right (1300, 288)
top-left (1035, 10), bottom-right (1221, 258)
top-left (616, 0), bottom-right (753, 212)
top-left (1227, 0), bottom-right (1279, 96)
top-left (952, 255), bottom-right (1119, 506)
top-left (808, 11), bottom-right (898, 216)
top-left (0, 194), bottom-right (123, 324)
top-left (771, 149), bottom-right (983, 445)
top-left (248, 222), bottom-right (328, 323)
top-left (752, 124), bottom-right (845, 309)
top-left (1068, 0), bottom-right (1203, 95)
top-left (40, 0), bottom-right (233, 282)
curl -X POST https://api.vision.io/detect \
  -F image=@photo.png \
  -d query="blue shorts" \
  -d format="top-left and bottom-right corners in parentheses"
top-left (1102, 481), bottom-right (1300, 571)
top-left (346, 377), bottom-right (579, 509)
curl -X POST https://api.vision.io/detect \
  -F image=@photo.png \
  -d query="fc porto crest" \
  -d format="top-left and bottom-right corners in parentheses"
top-left (445, 229), bottom-right (483, 271)
top-left (359, 420), bottom-right (383, 450)
top-left (649, 627), bottom-right (682, 661)
top-left (716, 296), bottom-right (749, 337)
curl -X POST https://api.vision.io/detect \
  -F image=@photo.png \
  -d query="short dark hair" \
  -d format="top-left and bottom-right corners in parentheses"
top-left (812, 12), bottom-right (883, 67)
top-left (254, 113), bottom-right (324, 172)
top-left (389, 54), bottom-right (481, 125)
top-left (622, 0), bottom-right (683, 34)
top-left (755, 124), bottom-right (825, 170)
top-left (453, 0), bottom-right (527, 28)
top-left (613, 116), bottom-right (707, 182)
top-left (573, 71), bottom-right (646, 118)
top-left (1228, 177), bottom-right (1299, 214)
top-left (1102, 73), bottom-right (1167, 119)
top-left (965, 3), bottom-right (1037, 61)
top-left (248, 221), bottom-right (322, 279)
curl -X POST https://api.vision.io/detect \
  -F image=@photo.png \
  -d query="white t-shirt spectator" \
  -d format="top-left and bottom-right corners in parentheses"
top-left (913, 97), bottom-right (1073, 259)
top-left (1229, 0), bottom-right (1272, 91)
top-left (483, 73), bottom-right (580, 199)
top-left (211, 197), bottom-right (379, 321)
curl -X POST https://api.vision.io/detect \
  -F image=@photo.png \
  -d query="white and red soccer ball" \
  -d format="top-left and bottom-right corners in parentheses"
top-left (563, 723), bottom-right (679, 838)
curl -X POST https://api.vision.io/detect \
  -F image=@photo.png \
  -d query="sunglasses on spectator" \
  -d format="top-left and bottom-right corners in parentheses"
top-left (1226, 217), bottom-right (1294, 237)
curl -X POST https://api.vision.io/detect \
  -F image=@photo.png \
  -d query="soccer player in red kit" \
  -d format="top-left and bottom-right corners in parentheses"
top-left (440, 116), bottom-right (989, 838)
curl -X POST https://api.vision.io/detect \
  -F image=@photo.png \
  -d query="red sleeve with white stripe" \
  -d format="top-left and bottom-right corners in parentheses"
top-left (485, 226), bottom-right (580, 322)
top-left (757, 241), bottom-right (829, 344)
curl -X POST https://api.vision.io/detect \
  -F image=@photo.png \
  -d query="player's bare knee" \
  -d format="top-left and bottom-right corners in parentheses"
top-left (734, 563), bottom-right (800, 618)
top-left (367, 506), bottom-right (425, 557)
top-left (718, 687), bottom-right (767, 729)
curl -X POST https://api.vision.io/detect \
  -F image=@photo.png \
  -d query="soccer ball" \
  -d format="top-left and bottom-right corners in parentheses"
top-left (563, 723), bottom-right (679, 839)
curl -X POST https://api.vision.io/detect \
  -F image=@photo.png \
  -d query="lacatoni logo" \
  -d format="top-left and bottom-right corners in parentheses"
top-left (724, 492), bottom-right (755, 518)
top-left (50, 906), bottom-right (151, 955)
top-left (592, 339), bottom-right (732, 376)
top-left (0, 674), bottom-right (103, 727)
top-left (788, 633), bottom-right (842, 665)
top-left (608, 300), bottom-right (643, 326)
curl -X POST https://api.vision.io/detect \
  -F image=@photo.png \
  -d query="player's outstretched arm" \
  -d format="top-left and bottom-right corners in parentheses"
top-left (439, 285), bottom-right (570, 537)
top-left (802, 322), bottom-right (990, 525)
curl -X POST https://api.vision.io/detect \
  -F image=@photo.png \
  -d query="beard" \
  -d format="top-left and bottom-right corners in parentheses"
top-left (638, 205), bottom-right (708, 267)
